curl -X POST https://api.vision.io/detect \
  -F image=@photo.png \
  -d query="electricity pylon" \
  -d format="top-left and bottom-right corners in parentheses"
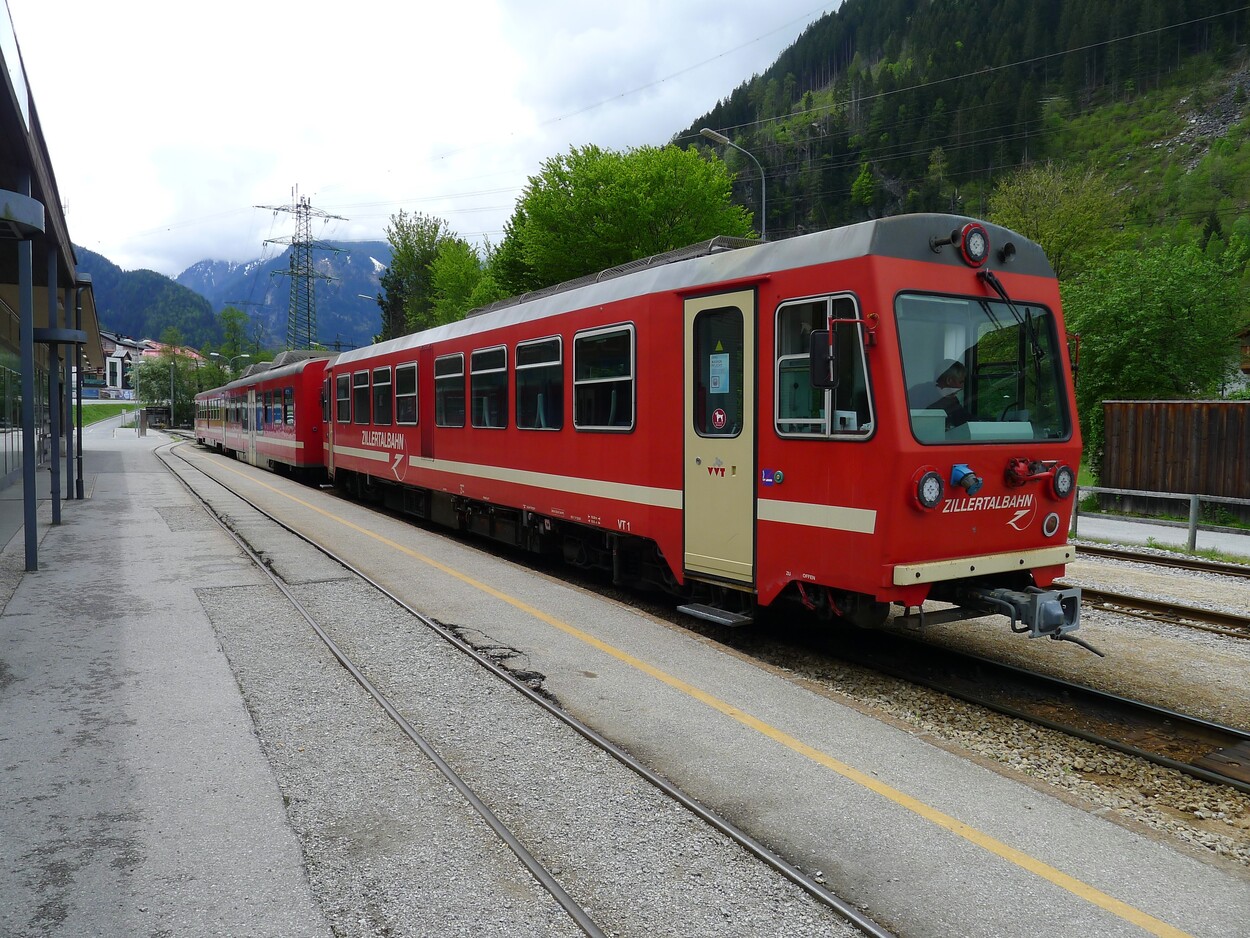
top-left (257, 186), bottom-right (344, 349)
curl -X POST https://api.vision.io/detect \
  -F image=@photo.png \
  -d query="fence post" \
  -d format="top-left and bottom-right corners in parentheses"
top-left (1187, 494), bottom-right (1199, 551)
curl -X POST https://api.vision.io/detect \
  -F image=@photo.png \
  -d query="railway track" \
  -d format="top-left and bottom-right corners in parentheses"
top-left (161, 442), bottom-right (894, 938)
top-left (833, 632), bottom-right (1250, 795)
top-left (1067, 545), bottom-right (1250, 638)
top-left (1078, 587), bottom-right (1250, 639)
top-left (1076, 544), bottom-right (1250, 580)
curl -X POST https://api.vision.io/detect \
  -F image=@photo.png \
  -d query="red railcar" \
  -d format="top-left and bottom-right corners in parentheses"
top-left (320, 215), bottom-right (1086, 645)
top-left (195, 351), bottom-right (334, 477)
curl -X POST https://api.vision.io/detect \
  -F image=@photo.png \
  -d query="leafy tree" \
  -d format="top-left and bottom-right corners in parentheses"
top-left (377, 210), bottom-right (449, 340)
top-left (217, 306), bottom-right (250, 360)
top-left (987, 162), bottom-right (1122, 280)
top-left (1061, 242), bottom-right (1245, 472)
top-left (131, 328), bottom-right (203, 427)
top-left (428, 237), bottom-right (485, 325)
top-left (495, 143), bottom-right (753, 294)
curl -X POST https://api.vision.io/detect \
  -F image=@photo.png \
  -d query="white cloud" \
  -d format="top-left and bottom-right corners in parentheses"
top-left (9, 0), bottom-right (838, 276)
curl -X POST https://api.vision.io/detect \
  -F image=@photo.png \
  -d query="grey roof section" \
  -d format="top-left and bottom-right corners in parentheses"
top-left (335, 214), bottom-right (1052, 367)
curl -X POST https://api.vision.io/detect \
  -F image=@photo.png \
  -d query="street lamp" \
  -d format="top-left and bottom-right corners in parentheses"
top-left (701, 127), bottom-right (766, 241)
top-left (210, 351), bottom-right (251, 373)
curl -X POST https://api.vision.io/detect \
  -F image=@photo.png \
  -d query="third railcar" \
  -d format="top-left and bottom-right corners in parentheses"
top-left (318, 214), bottom-right (1086, 647)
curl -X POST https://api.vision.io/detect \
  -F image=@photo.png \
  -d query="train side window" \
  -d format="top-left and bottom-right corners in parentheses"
top-left (322, 378), bottom-right (330, 423)
top-left (284, 386), bottom-right (295, 426)
top-left (470, 346), bottom-right (508, 429)
top-left (573, 325), bottom-right (634, 431)
top-left (335, 373), bottom-right (351, 423)
top-left (352, 371), bottom-right (370, 424)
top-left (775, 295), bottom-right (873, 438)
top-left (516, 337), bottom-right (562, 430)
top-left (435, 353), bottom-right (465, 427)
top-left (395, 363), bottom-right (418, 425)
top-left (372, 367), bottom-right (393, 426)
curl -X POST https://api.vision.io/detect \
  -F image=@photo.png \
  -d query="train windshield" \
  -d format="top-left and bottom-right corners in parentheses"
top-left (897, 292), bottom-right (1072, 443)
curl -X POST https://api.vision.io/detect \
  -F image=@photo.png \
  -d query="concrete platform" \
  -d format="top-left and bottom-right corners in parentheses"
top-left (2, 428), bottom-right (1247, 938)
top-left (0, 433), bottom-right (330, 937)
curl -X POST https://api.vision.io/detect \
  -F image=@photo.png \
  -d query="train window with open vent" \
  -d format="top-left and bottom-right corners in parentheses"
top-left (284, 386), bottom-right (295, 426)
top-left (573, 325), bottom-right (634, 432)
top-left (775, 294), bottom-right (872, 438)
top-left (395, 363), bottom-right (417, 425)
top-left (372, 367), bottom-right (392, 426)
top-left (516, 337), bottom-right (562, 430)
top-left (335, 374), bottom-right (350, 423)
top-left (435, 353), bottom-right (465, 427)
top-left (471, 346), bottom-right (508, 429)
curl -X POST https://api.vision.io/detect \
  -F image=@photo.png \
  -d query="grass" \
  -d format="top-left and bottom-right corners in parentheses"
top-left (81, 402), bottom-right (140, 426)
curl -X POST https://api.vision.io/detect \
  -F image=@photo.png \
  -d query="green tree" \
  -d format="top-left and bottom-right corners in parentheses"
top-left (495, 143), bottom-right (753, 294)
top-left (1061, 242), bottom-right (1245, 472)
top-left (428, 237), bottom-right (485, 325)
top-left (132, 328), bottom-right (203, 427)
top-left (377, 210), bottom-right (449, 340)
top-left (987, 162), bottom-right (1122, 280)
top-left (217, 305), bottom-right (250, 360)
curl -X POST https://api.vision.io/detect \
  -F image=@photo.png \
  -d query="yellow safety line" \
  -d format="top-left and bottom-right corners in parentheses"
top-left (190, 450), bottom-right (1194, 938)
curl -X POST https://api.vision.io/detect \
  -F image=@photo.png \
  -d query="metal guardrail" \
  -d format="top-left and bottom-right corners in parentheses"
top-left (1072, 485), bottom-right (1250, 551)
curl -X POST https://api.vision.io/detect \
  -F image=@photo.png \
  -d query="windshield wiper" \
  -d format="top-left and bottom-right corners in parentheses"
top-left (979, 269), bottom-right (1045, 365)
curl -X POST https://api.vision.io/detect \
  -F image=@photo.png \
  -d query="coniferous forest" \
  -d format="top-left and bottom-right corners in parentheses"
top-left (680, 0), bottom-right (1250, 239)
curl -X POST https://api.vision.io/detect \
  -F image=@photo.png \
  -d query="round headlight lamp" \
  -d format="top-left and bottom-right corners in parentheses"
top-left (1051, 463), bottom-right (1076, 500)
top-left (959, 222), bottom-right (990, 268)
top-left (914, 468), bottom-right (945, 511)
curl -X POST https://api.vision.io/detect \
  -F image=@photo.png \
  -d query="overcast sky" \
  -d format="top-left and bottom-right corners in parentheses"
top-left (8, 1), bottom-right (838, 278)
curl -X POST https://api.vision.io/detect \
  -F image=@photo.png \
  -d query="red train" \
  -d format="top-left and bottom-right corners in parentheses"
top-left (197, 214), bottom-right (1087, 648)
top-left (194, 352), bottom-right (333, 477)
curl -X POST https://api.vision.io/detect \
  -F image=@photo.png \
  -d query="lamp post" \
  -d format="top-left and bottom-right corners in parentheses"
top-left (210, 351), bottom-right (251, 374)
top-left (701, 127), bottom-right (766, 241)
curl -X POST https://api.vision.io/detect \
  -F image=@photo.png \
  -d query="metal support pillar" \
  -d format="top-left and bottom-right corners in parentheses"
top-left (47, 249), bottom-right (62, 524)
top-left (62, 287), bottom-right (74, 501)
top-left (75, 283), bottom-right (86, 499)
top-left (19, 234), bottom-right (37, 570)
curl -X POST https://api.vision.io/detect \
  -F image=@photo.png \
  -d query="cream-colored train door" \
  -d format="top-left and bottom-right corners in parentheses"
top-left (245, 388), bottom-right (259, 466)
top-left (683, 290), bottom-right (755, 584)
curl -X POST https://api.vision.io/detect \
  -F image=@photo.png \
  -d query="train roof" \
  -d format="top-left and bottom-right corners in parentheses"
top-left (333, 214), bottom-right (1053, 367)
top-left (196, 350), bottom-right (335, 397)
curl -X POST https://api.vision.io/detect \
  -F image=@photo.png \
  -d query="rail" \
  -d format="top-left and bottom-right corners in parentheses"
top-left (1071, 485), bottom-right (1250, 551)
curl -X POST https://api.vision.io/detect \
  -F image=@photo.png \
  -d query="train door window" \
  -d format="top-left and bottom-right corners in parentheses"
top-left (352, 371), bottom-right (370, 424)
top-left (516, 337), bottom-right (562, 430)
top-left (284, 386), bottom-right (295, 426)
top-left (573, 325), bottom-right (634, 431)
top-left (322, 378), bottom-right (331, 423)
top-left (435, 353), bottom-right (465, 427)
top-left (336, 373), bottom-right (351, 423)
top-left (395, 363), bottom-right (418, 425)
top-left (775, 295), bottom-right (873, 438)
top-left (470, 346), bottom-right (507, 429)
top-left (692, 307), bottom-right (743, 437)
top-left (372, 367), bottom-right (393, 426)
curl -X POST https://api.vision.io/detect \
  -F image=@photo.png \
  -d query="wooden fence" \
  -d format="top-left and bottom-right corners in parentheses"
top-left (1100, 400), bottom-right (1250, 524)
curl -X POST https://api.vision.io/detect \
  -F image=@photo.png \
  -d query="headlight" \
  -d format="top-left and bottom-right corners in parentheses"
top-left (959, 223), bottom-right (990, 268)
top-left (914, 468), bottom-right (945, 510)
top-left (1051, 463), bottom-right (1075, 500)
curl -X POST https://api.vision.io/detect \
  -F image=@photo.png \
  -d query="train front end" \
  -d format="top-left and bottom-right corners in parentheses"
top-left (876, 220), bottom-right (1084, 644)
